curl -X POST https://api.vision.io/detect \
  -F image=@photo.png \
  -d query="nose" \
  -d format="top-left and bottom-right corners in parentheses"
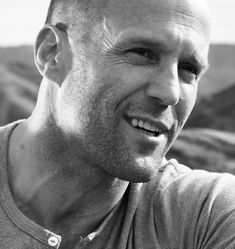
top-left (145, 62), bottom-right (180, 106)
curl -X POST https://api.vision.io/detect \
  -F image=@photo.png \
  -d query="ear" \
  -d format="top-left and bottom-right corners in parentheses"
top-left (34, 24), bottom-right (72, 85)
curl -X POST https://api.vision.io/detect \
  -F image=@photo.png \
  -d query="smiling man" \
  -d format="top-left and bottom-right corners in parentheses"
top-left (1, 0), bottom-right (235, 248)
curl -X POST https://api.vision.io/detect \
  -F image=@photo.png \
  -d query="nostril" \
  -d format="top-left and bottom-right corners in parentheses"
top-left (145, 62), bottom-right (180, 105)
top-left (145, 83), bottom-right (180, 106)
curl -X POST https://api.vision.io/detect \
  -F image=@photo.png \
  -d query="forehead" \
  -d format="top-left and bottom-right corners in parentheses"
top-left (104, 0), bottom-right (210, 31)
top-left (98, 0), bottom-right (210, 47)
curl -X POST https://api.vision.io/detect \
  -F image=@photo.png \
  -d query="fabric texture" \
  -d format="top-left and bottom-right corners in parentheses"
top-left (0, 121), bottom-right (235, 249)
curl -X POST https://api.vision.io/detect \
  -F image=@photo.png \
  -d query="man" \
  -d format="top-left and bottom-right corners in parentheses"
top-left (1, 0), bottom-right (235, 248)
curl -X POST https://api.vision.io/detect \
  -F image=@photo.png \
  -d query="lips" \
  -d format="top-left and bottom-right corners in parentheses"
top-left (124, 115), bottom-right (169, 137)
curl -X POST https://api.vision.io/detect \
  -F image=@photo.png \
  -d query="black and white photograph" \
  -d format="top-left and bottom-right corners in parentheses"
top-left (0, 0), bottom-right (235, 248)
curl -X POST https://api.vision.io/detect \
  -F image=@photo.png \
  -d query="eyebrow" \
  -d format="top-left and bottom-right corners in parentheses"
top-left (115, 35), bottom-right (209, 70)
top-left (116, 36), bottom-right (173, 53)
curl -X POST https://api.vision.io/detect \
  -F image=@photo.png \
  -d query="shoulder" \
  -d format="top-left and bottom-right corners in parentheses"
top-left (149, 159), bottom-right (235, 248)
top-left (0, 121), bottom-right (23, 142)
top-left (149, 159), bottom-right (235, 199)
top-left (153, 159), bottom-right (235, 212)
top-left (0, 121), bottom-right (24, 161)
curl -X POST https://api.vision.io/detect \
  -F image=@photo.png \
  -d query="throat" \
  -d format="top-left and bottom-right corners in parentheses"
top-left (11, 168), bottom-right (129, 241)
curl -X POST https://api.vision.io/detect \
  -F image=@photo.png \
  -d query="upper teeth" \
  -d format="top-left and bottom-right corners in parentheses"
top-left (131, 119), bottom-right (162, 133)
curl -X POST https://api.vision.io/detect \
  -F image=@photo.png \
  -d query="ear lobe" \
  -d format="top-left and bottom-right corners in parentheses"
top-left (34, 24), bottom-right (69, 84)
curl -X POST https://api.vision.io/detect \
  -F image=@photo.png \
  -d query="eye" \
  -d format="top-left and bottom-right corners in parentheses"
top-left (128, 48), bottom-right (153, 58)
top-left (124, 47), bottom-right (156, 65)
top-left (178, 63), bottom-right (200, 84)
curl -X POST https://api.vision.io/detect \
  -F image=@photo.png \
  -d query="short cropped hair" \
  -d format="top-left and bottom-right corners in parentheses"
top-left (45, 0), bottom-right (108, 43)
top-left (45, 0), bottom-right (108, 26)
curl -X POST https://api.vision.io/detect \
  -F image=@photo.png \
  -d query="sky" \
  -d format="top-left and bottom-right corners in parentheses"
top-left (0, 0), bottom-right (234, 46)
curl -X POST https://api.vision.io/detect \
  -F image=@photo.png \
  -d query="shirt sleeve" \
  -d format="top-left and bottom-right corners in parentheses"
top-left (155, 169), bottom-right (235, 249)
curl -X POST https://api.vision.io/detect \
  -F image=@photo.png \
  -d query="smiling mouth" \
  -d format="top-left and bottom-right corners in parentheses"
top-left (125, 116), bottom-right (168, 137)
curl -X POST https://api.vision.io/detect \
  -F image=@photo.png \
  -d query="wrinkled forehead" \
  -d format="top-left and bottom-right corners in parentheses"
top-left (103, 0), bottom-right (210, 39)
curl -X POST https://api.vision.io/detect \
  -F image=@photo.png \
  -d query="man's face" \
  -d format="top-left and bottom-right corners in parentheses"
top-left (57, 0), bottom-right (210, 182)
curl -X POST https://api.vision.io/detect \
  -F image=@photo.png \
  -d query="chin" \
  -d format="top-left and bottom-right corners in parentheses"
top-left (112, 158), bottom-right (162, 183)
top-left (126, 168), bottom-right (159, 183)
top-left (125, 173), bottom-right (157, 183)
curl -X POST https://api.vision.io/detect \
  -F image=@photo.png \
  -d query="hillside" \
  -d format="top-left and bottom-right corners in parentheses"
top-left (198, 44), bottom-right (235, 96)
top-left (0, 46), bottom-right (41, 84)
top-left (167, 128), bottom-right (235, 174)
top-left (186, 83), bottom-right (235, 132)
top-left (0, 66), bottom-right (38, 124)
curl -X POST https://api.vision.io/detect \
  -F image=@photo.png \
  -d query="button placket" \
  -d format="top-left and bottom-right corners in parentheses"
top-left (47, 234), bottom-right (62, 248)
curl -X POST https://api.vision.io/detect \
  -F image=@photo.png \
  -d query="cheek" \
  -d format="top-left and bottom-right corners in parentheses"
top-left (102, 64), bottom-right (151, 90)
top-left (177, 85), bottom-right (198, 126)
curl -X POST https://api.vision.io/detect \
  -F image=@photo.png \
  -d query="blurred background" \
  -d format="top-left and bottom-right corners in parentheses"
top-left (0, 0), bottom-right (235, 173)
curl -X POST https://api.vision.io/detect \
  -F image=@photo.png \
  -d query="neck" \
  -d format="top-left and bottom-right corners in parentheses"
top-left (8, 119), bottom-right (129, 239)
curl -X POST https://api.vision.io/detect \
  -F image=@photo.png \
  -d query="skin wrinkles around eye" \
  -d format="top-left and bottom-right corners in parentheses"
top-left (178, 62), bottom-right (202, 85)
top-left (103, 44), bottom-right (159, 67)
top-left (178, 51), bottom-right (208, 84)
top-left (90, 41), bottom-right (133, 73)
top-left (98, 34), bottom-right (163, 66)
top-left (99, 36), bottom-right (207, 82)
top-left (90, 38), bottom-right (130, 69)
top-left (124, 47), bottom-right (158, 66)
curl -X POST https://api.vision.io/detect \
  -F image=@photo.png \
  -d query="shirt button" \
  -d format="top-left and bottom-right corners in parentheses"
top-left (48, 236), bottom-right (59, 247)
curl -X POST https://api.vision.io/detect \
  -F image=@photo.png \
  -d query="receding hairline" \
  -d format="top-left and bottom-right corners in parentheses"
top-left (45, 0), bottom-right (109, 25)
top-left (45, 0), bottom-right (210, 46)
